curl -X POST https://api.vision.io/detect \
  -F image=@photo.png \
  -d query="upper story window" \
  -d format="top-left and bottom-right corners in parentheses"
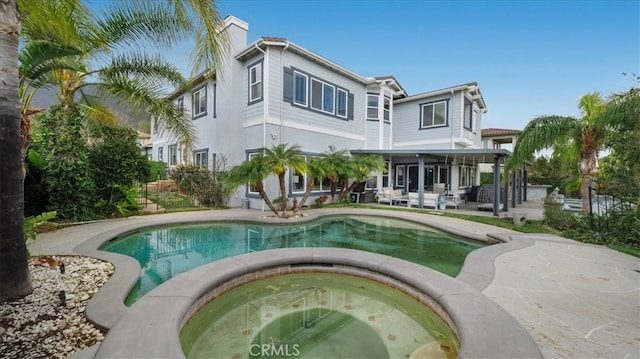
top-left (157, 146), bottom-right (163, 161)
top-left (192, 87), bottom-right (206, 119)
top-left (383, 95), bottom-right (391, 122)
top-left (336, 89), bottom-right (348, 118)
top-left (311, 79), bottom-right (336, 115)
top-left (283, 67), bottom-right (353, 121)
top-left (420, 100), bottom-right (447, 128)
top-left (294, 71), bottom-right (308, 106)
top-left (177, 97), bottom-right (184, 114)
top-left (464, 99), bottom-right (473, 130)
top-left (367, 94), bottom-right (378, 120)
top-left (249, 62), bottom-right (262, 103)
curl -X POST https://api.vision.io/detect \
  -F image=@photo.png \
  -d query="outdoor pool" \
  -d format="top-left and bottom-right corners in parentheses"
top-left (100, 215), bottom-right (486, 304)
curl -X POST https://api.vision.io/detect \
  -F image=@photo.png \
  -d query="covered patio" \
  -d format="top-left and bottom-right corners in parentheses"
top-left (350, 148), bottom-right (530, 216)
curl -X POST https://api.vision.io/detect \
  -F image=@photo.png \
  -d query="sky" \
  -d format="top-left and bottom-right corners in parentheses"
top-left (96, 0), bottom-right (639, 132)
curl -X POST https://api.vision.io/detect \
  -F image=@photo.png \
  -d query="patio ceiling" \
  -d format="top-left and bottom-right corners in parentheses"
top-left (349, 148), bottom-right (511, 164)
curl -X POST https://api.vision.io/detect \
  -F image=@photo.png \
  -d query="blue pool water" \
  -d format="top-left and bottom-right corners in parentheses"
top-left (100, 216), bottom-right (485, 304)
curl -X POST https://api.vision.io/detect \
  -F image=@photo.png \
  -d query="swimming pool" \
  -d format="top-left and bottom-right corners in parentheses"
top-left (100, 215), bottom-right (485, 304)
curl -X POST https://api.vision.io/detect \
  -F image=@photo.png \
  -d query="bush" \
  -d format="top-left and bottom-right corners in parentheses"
top-left (147, 161), bottom-right (166, 182)
top-left (95, 184), bottom-right (142, 217)
top-left (30, 104), bottom-right (97, 220)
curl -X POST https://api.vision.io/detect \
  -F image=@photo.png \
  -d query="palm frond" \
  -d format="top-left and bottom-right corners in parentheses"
top-left (506, 115), bottom-right (579, 170)
top-left (100, 53), bottom-right (186, 89)
top-left (94, 1), bottom-right (192, 52)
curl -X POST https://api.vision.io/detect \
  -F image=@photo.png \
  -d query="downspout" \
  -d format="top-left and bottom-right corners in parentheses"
top-left (280, 42), bottom-right (289, 143)
top-left (254, 43), bottom-right (267, 212)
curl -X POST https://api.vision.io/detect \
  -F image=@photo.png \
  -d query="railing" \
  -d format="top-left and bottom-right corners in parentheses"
top-left (135, 169), bottom-right (227, 210)
top-left (588, 187), bottom-right (639, 245)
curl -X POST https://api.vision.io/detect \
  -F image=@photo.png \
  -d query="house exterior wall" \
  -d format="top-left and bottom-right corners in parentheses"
top-left (149, 15), bottom-right (490, 208)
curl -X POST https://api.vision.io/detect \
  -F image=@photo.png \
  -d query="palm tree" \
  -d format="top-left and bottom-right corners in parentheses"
top-left (338, 154), bottom-right (387, 202)
top-left (263, 144), bottom-right (307, 218)
top-left (225, 154), bottom-right (280, 216)
top-left (323, 146), bottom-right (350, 202)
top-left (295, 156), bottom-right (330, 211)
top-left (507, 92), bottom-right (608, 210)
top-left (1, 0), bottom-right (229, 300)
top-left (1, 0), bottom-right (33, 300)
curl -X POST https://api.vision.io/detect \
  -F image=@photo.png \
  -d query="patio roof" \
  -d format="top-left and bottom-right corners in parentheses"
top-left (349, 148), bottom-right (511, 164)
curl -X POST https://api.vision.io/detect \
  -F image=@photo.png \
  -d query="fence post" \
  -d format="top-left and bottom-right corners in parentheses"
top-left (588, 186), bottom-right (594, 230)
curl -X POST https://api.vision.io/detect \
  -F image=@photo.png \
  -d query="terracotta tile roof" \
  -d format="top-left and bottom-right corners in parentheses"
top-left (481, 128), bottom-right (521, 137)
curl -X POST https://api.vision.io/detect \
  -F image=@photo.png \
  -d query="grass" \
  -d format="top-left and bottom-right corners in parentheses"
top-left (145, 190), bottom-right (199, 209)
top-left (605, 243), bottom-right (640, 258)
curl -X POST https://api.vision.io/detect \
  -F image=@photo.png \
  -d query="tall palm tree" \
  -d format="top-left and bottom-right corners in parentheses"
top-left (1, 0), bottom-right (229, 301)
top-left (507, 92), bottom-right (608, 210)
top-left (1, 0), bottom-right (33, 300)
top-left (263, 144), bottom-right (307, 218)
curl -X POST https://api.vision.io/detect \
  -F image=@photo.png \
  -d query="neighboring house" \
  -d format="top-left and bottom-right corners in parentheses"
top-left (151, 16), bottom-right (513, 213)
top-left (136, 131), bottom-right (153, 160)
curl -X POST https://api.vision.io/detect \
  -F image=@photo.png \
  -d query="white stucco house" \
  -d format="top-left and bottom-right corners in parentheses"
top-left (151, 16), bottom-right (517, 214)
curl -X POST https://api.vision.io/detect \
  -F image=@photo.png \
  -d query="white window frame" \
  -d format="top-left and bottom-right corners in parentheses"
top-left (420, 101), bottom-right (447, 128)
top-left (336, 88), bottom-right (348, 118)
top-left (367, 94), bottom-right (379, 120)
top-left (383, 95), bottom-right (391, 122)
top-left (157, 146), bottom-right (163, 161)
top-left (291, 155), bottom-right (307, 194)
top-left (192, 88), bottom-right (206, 118)
top-left (168, 145), bottom-right (177, 166)
top-left (395, 165), bottom-right (405, 187)
top-left (293, 71), bottom-right (308, 106)
top-left (322, 83), bottom-right (335, 114)
top-left (249, 63), bottom-right (262, 102)
top-left (194, 149), bottom-right (208, 170)
top-left (247, 152), bottom-right (260, 194)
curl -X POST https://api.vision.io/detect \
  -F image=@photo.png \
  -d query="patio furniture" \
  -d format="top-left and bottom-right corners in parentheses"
top-left (443, 195), bottom-right (465, 209)
top-left (407, 192), bottom-right (439, 209)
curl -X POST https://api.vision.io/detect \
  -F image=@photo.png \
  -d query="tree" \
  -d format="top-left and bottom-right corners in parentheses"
top-left (296, 156), bottom-right (330, 211)
top-left (338, 154), bottom-right (387, 202)
top-left (1, 0), bottom-right (33, 300)
top-left (225, 154), bottom-right (280, 217)
top-left (507, 92), bottom-right (609, 210)
top-left (323, 146), bottom-right (350, 202)
top-left (262, 144), bottom-right (306, 218)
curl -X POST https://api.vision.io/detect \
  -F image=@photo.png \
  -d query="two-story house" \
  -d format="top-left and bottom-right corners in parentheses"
top-left (151, 16), bottom-right (511, 214)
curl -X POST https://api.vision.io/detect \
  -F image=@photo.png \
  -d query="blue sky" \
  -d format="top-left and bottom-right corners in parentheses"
top-left (100, 0), bottom-right (639, 131)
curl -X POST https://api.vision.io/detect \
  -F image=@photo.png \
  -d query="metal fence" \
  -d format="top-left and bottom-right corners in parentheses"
top-left (588, 187), bottom-right (639, 240)
top-left (136, 169), bottom-right (226, 210)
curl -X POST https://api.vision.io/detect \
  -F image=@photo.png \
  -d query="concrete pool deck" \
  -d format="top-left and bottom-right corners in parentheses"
top-left (28, 207), bottom-right (640, 358)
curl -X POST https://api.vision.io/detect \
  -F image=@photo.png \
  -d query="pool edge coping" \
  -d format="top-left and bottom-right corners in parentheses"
top-left (70, 208), bottom-right (541, 358)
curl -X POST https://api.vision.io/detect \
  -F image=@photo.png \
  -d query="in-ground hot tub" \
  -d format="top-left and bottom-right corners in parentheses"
top-left (180, 270), bottom-right (458, 359)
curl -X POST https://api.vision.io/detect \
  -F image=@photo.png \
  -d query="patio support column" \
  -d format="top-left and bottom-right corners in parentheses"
top-left (493, 155), bottom-right (501, 216)
top-left (517, 169), bottom-right (523, 204)
top-left (523, 165), bottom-right (529, 202)
top-left (417, 155), bottom-right (425, 208)
top-left (511, 170), bottom-right (517, 208)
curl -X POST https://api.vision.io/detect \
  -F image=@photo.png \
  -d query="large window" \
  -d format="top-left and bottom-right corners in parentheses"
top-left (168, 145), bottom-right (177, 166)
top-left (337, 89), bottom-right (347, 118)
top-left (293, 71), bottom-right (307, 106)
top-left (420, 101), bottom-right (447, 128)
top-left (458, 166), bottom-right (475, 188)
top-left (311, 79), bottom-right (335, 114)
top-left (192, 88), bottom-right (206, 118)
top-left (249, 62), bottom-right (262, 103)
top-left (194, 149), bottom-right (208, 170)
top-left (248, 152), bottom-right (261, 194)
top-left (367, 94), bottom-right (378, 120)
top-left (284, 67), bottom-right (352, 120)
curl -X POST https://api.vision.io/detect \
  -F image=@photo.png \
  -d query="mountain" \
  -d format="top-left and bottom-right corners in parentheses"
top-left (30, 85), bottom-right (149, 129)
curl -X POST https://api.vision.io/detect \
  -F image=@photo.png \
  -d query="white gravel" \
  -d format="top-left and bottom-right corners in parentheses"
top-left (0, 255), bottom-right (114, 358)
